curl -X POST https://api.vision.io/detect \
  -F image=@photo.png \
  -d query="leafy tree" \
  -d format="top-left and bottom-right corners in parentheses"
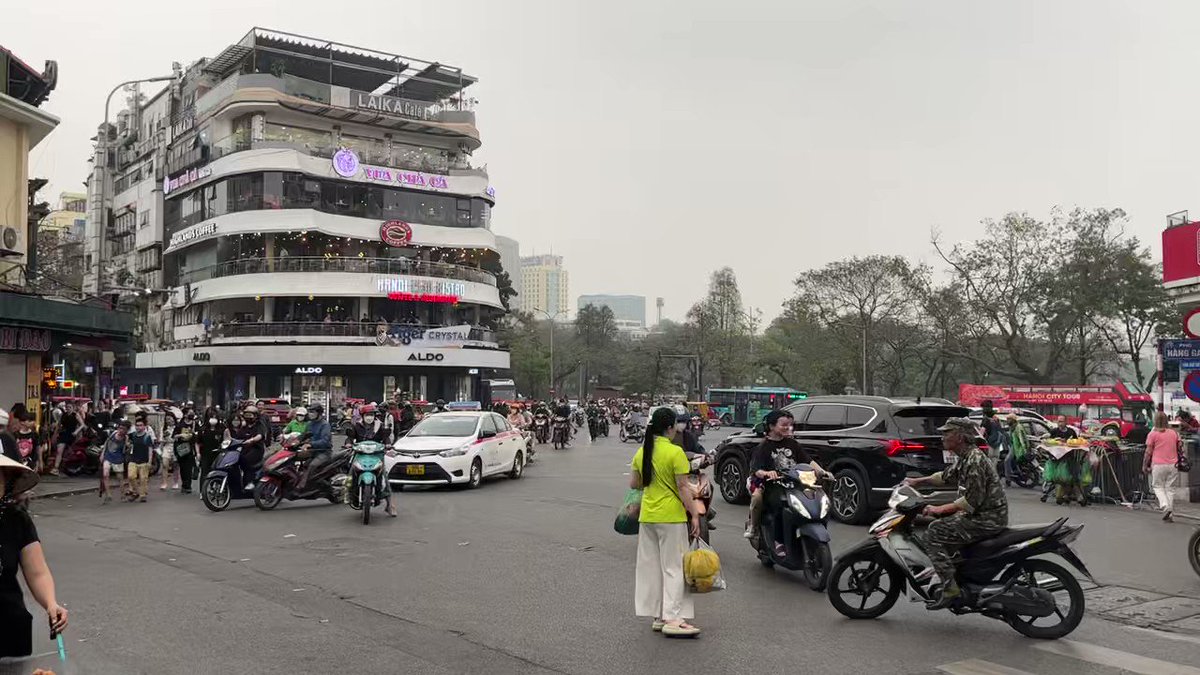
top-left (687, 267), bottom-right (751, 388)
top-left (575, 304), bottom-right (618, 397)
top-left (481, 256), bottom-right (518, 311)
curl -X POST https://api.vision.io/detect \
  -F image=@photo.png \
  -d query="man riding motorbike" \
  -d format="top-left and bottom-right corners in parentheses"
top-left (902, 417), bottom-right (1009, 609)
top-left (296, 405), bottom-right (334, 490)
top-left (238, 406), bottom-right (271, 490)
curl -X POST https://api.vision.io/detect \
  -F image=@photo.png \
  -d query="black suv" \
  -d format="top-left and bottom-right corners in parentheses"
top-left (713, 396), bottom-right (971, 524)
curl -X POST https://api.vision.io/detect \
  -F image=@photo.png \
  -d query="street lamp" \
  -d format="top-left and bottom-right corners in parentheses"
top-left (531, 308), bottom-right (568, 397)
top-left (91, 66), bottom-right (181, 297)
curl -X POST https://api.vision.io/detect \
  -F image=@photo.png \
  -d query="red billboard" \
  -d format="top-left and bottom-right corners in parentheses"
top-left (1164, 221), bottom-right (1200, 283)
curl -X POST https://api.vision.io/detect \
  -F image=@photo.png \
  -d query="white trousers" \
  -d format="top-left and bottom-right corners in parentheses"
top-left (635, 522), bottom-right (694, 621)
top-left (1151, 464), bottom-right (1179, 513)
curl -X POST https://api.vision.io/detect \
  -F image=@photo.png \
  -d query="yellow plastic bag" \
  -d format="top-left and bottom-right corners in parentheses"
top-left (684, 538), bottom-right (726, 593)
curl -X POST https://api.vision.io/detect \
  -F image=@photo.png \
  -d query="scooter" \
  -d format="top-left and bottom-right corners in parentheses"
top-left (751, 464), bottom-right (833, 590)
top-left (997, 446), bottom-right (1041, 489)
top-left (684, 448), bottom-right (717, 543)
top-left (253, 443), bottom-right (351, 510)
top-left (619, 416), bottom-right (645, 443)
top-left (689, 414), bottom-right (705, 438)
top-left (706, 416), bottom-right (723, 430)
top-left (552, 415), bottom-right (571, 449)
top-left (826, 483), bottom-right (1094, 639)
top-left (61, 426), bottom-right (105, 476)
top-left (346, 440), bottom-right (388, 525)
top-left (200, 438), bottom-right (257, 512)
top-left (533, 413), bottom-right (550, 445)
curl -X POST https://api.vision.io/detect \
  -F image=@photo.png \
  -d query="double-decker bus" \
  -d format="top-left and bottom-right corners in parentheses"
top-left (957, 382), bottom-right (1154, 438)
top-left (706, 387), bottom-right (808, 426)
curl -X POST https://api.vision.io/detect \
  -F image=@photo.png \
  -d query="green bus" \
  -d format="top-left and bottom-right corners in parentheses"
top-left (706, 387), bottom-right (808, 426)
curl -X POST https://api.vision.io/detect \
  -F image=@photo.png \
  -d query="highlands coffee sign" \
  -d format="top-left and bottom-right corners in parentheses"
top-left (166, 221), bottom-right (218, 252)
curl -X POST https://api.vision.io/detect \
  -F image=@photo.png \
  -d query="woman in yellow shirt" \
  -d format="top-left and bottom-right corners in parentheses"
top-left (630, 406), bottom-right (700, 638)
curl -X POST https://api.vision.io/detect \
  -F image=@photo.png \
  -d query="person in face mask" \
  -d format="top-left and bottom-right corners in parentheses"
top-left (296, 405), bottom-right (333, 490)
top-left (348, 407), bottom-right (390, 445)
top-left (197, 409), bottom-right (228, 483)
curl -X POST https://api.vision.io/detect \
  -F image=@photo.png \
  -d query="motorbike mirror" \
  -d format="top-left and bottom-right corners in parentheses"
top-left (753, 422), bottom-right (766, 437)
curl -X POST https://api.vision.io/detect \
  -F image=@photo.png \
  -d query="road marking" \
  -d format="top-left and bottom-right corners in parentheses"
top-left (1034, 639), bottom-right (1200, 675)
top-left (1127, 625), bottom-right (1200, 648)
top-left (937, 658), bottom-right (1035, 675)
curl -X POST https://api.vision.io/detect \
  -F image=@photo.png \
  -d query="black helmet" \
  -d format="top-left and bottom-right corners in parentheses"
top-left (309, 404), bottom-right (325, 417)
top-left (436, 399), bottom-right (446, 406)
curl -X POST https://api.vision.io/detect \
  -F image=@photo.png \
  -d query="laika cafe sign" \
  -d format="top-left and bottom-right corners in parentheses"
top-left (163, 165), bottom-right (212, 196)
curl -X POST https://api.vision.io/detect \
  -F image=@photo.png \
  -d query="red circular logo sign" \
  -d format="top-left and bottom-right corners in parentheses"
top-left (380, 220), bottom-right (412, 247)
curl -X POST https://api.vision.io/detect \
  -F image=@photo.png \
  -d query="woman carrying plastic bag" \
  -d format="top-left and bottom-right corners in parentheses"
top-left (628, 407), bottom-right (701, 638)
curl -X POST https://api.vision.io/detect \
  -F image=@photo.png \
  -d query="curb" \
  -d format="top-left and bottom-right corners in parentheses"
top-left (30, 486), bottom-right (97, 500)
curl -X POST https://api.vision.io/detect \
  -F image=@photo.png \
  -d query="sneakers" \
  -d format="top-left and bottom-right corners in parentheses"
top-left (743, 526), bottom-right (754, 539)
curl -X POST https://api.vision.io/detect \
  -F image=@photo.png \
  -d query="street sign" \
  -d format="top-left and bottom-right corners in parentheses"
top-left (61, 380), bottom-right (76, 389)
top-left (1183, 360), bottom-right (1200, 370)
top-left (1163, 339), bottom-right (1200, 361)
top-left (1187, 308), bottom-right (1200, 339)
top-left (1187, 372), bottom-right (1200, 402)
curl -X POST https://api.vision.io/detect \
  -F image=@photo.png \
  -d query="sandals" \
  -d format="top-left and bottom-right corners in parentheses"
top-left (651, 620), bottom-right (665, 632)
top-left (662, 622), bottom-right (700, 638)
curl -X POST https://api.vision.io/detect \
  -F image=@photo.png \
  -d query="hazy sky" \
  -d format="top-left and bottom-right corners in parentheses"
top-left (7, 0), bottom-right (1194, 322)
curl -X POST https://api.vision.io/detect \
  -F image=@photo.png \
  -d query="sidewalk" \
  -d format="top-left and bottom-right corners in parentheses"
top-left (29, 474), bottom-right (97, 500)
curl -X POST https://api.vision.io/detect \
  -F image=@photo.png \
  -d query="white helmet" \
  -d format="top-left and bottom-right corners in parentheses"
top-left (295, 406), bottom-right (308, 417)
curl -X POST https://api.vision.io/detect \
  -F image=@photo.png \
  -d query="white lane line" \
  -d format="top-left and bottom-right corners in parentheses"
top-left (1127, 625), bottom-right (1200, 648)
top-left (937, 658), bottom-right (1036, 675)
top-left (1035, 639), bottom-right (1200, 675)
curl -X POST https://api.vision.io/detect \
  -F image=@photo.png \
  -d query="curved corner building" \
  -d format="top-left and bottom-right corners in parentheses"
top-left (113, 29), bottom-right (508, 407)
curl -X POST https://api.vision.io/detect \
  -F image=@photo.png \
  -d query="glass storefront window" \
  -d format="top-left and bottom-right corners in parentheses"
top-left (164, 171), bottom-right (493, 234)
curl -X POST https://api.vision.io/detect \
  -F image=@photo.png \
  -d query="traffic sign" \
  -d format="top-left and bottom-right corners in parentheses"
top-left (1185, 371), bottom-right (1200, 403)
top-left (1164, 339), bottom-right (1200, 361)
top-left (1187, 308), bottom-right (1200, 339)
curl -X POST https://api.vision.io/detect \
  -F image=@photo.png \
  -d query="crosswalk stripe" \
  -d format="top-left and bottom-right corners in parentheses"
top-left (1034, 639), bottom-right (1200, 675)
top-left (937, 658), bottom-right (1036, 675)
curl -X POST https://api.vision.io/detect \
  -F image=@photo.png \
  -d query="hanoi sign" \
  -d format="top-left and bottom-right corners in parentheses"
top-left (1163, 339), bottom-right (1200, 361)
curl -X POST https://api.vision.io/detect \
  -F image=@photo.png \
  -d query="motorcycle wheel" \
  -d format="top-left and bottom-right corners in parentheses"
top-left (201, 477), bottom-right (230, 512)
top-left (827, 551), bottom-right (902, 620)
top-left (253, 478), bottom-right (283, 511)
top-left (803, 541), bottom-right (833, 592)
top-left (1000, 558), bottom-right (1085, 639)
top-left (361, 484), bottom-right (373, 525)
top-left (1189, 528), bottom-right (1200, 578)
top-left (61, 460), bottom-right (86, 477)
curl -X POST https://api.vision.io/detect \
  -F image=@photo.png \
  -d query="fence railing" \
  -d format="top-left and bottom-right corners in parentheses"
top-left (180, 256), bottom-right (496, 286)
top-left (204, 320), bottom-right (497, 344)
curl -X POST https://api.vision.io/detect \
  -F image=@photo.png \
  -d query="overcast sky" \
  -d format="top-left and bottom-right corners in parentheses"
top-left (7, 0), bottom-right (1194, 322)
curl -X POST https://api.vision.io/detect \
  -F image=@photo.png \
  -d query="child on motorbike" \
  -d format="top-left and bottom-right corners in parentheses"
top-left (744, 410), bottom-right (824, 550)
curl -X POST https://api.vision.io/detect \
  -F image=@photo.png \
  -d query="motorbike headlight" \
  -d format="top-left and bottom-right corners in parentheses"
top-left (220, 439), bottom-right (231, 449)
top-left (787, 493), bottom-right (812, 519)
top-left (439, 443), bottom-right (471, 458)
top-left (820, 495), bottom-right (830, 519)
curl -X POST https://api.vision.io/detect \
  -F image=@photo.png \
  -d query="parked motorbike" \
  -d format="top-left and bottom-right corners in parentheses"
top-left (684, 448), bottom-right (716, 544)
top-left (200, 438), bottom-right (257, 512)
top-left (346, 440), bottom-right (388, 525)
top-left (62, 426), bottom-right (105, 476)
top-left (552, 415), bottom-right (571, 450)
top-left (827, 483), bottom-right (1093, 639)
top-left (533, 413), bottom-right (550, 445)
top-left (253, 443), bottom-right (351, 510)
top-left (1189, 527), bottom-right (1200, 578)
top-left (751, 464), bottom-right (833, 590)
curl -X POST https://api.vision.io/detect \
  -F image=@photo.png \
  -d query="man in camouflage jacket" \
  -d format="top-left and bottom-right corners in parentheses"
top-left (904, 417), bottom-right (1009, 609)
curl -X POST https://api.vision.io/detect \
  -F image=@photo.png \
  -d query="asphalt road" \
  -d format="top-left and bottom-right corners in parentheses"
top-left (6, 428), bottom-right (1200, 675)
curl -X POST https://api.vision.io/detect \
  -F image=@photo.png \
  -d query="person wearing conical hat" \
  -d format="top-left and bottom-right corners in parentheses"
top-left (0, 408), bottom-right (69, 657)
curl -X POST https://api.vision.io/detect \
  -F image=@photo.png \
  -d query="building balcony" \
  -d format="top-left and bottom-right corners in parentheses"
top-left (207, 134), bottom-right (487, 179)
top-left (179, 256), bottom-right (496, 286)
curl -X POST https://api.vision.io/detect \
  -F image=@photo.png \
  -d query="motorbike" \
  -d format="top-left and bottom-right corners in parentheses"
top-left (751, 464), bottom-right (833, 590)
top-left (684, 448), bottom-right (717, 544)
top-left (1190, 527), bottom-right (1200, 578)
top-left (826, 483), bottom-right (1093, 639)
top-left (533, 413), bottom-right (550, 445)
top-left (62, 426), bottom-right (105, 476)
top-left (998, 446), bottom-right (1042, 489)
top-left (689, 414), bottom-right (705, 438)
top-left (552, 415), bottom-right (571, 450)
top-left (619, 416), bottom-right (645, 443)
top-left (706, 416), bottom-right (723, 430)
top-left (587, 410), bottom-right (609, 438)
top-left (253, 442), bottom-right (351, 510)
top-left (200, 438), bottom-right (258, 512)
top-left (346, 440), bottom-right (388, 525)
top-left (570, 408), bottom-right (587, 431)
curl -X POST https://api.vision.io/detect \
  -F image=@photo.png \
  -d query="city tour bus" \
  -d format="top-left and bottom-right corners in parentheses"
top-left (706, 387), bottom-right (808, 426)
top-left (957, 382), bottom-right (1154, 438)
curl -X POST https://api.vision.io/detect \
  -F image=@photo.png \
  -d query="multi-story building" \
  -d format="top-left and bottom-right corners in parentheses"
top-left (520, 254), bottom-right (569, 320)
top-left (85, 28), bottom-right (509, 406)
top-left (495, 235), bottom-right (521, 301)
top-left (39, 192), bottom-right (87, 238)
top-left (577, 294), bottom-right (646, 326)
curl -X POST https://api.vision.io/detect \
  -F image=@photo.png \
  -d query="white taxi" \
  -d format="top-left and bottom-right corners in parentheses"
top-left (386, 411), bottom-right (526, 489)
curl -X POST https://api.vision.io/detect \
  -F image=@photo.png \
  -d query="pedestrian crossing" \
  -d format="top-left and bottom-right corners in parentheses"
top-left (937, 639), bottom-right (1200, 675)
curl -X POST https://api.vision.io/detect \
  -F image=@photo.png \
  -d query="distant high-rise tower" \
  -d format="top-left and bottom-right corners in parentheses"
top-left (520, 254), bottom-right (569, 319)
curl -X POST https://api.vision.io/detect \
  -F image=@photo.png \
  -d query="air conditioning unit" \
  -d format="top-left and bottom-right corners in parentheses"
top-left (0, 226), bottom-right (21, 258)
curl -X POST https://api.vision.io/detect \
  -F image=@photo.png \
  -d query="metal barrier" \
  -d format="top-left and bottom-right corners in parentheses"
top-left (1091, 442), bottom-right (1151, 505)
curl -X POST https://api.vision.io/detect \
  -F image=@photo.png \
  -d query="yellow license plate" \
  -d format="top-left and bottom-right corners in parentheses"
top-left (405, 465), bottom-right (425, 476)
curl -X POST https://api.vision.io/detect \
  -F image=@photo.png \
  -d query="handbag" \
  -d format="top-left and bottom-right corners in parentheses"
top-left (614, 488), bottom-right (642, 535)
top-left (1177, 439), bottom-right (1192, 473)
